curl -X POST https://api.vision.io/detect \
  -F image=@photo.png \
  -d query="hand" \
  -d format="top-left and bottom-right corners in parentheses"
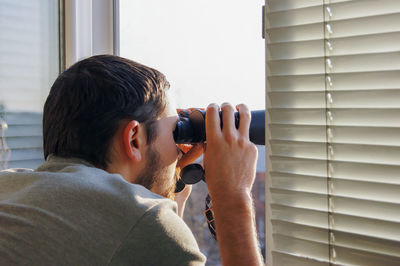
top-left (203, 103), bottom-right (258, 202)
top-left (202, 103), bottom-right (263, 266)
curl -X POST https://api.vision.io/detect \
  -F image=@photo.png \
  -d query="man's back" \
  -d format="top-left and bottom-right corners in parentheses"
top-left (0, 156), bottom-right (205, 265)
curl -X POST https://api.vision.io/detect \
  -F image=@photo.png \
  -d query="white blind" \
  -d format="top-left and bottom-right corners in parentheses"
top-left (265, 0), bottom-right (400, 265)
top-left (0, 0), bottom-right (59, 169)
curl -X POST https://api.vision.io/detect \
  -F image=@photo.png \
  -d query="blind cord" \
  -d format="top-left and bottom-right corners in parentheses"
top-left (322, 1), bottom-right (335, 265)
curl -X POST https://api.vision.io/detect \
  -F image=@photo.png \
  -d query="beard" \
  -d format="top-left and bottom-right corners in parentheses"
top-left (135, 144), bottom-right (180, 200)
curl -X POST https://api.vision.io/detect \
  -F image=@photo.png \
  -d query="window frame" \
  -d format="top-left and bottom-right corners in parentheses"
top-left (62, 0), bottom-right (119, 68)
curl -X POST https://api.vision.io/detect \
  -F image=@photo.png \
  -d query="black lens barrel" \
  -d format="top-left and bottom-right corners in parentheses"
top-left (173, 109), bottom-right (265, 145)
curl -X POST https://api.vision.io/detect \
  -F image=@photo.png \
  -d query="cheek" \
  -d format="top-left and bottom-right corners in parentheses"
top-left (167, 143), bottom-right (179, 165)
top-left (158, 135), bottom-right (179, 166)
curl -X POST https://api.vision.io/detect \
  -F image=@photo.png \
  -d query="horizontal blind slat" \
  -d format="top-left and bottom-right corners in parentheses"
top-left (271, 156), bottom-right (400, 184)
top-left (4, 125), bottom-right (42, 137)
top-left (324, 32), bottom-right (400, 57)
top-left (331, 161), bottom-right (400, 185)
top-left (269, 108), bottom-right (400, 127)
top-left (268, 0), bottom-right (322, 13)
top-left (326, 126), bottom-right (400, 146)
top-left (273, 234), bottom-right (329, 261)
top-left (327, 0), bottom-right (400, 21)
top-left (272, 188), bottom-right (400, 221)
top-left (268, 32), bottom-right (400, 60)
top-left (271, 172), bottom-right (327, 194)
top-left (3, 112), bottom-right (42, 125)
top-left (272, 204), bottom-right (400, 241)
top-left (273, 235), bottom-right (400, 266)
top-left (334, 245), bottom-right (400, 266)
top-left (270, 125), bottom-right (400, 146)
top-left (271, 140), bottom-right (400, 165)
top-left (268, 0), bottom-right (400, 28)
top-left (271, 140), bottom-right (326, 160)
top-left (268, 39), bottom-right (323, 60)
top-left (333, 213), bottom-right (400, 242)
top-left (268, 71), bottom-right (400, 92)
top-left (270, 124), bottom-right (326, 142)
top-left (333, 196), bottom-right (400, 222)
top-left (268, 0), bottom-right (351, 12)
top-left (271, 188), bottom-right (327, 212)
top-left (272, 204), bottom-right (327, 228)
top-left (4, 159), bottom-right (43, 170)
top-left (5, 137), bottom-right (42, 149)
top-left (1, 148), bottom-right (43, 162)
top-left (270, 90), bottom-right (400, 108)
top-left (267, 13), bottom-right (400, 42)
top-left (272, 172), bottom-right (400, 203)
top-left (269, 109), bottom-right (325, 125)
top-left (269, 52), bottom-right (400, 75)
top-left (268, 5), bottom-right (322, 29)
top-left (272, 250), bottom-right (329, 266)
top-left (271, 156), bottom-right (327, 177)
top-left (272, 220), bottom-right (400, 258)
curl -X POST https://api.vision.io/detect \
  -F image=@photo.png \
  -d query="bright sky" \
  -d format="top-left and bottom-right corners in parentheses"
top-left (120, 0), bottom-right (265, 110)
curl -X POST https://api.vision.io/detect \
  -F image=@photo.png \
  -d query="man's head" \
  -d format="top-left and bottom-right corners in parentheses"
top-left (43, 55), bottom-right (181, 197)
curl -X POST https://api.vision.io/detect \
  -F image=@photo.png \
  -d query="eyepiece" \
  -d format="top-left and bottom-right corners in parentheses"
top-left (173, 117), bottom-right (195, 143)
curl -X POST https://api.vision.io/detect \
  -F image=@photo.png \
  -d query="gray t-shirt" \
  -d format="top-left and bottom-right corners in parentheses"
top-left (0, 156), bottom-right (206, 265)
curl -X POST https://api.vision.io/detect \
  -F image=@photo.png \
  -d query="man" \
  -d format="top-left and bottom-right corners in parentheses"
top-left (0, 55), bottom-right (263, 265)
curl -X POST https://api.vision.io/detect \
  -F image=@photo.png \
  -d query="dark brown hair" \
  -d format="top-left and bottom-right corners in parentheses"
top-left (43, 55), bottom-right (169, 168)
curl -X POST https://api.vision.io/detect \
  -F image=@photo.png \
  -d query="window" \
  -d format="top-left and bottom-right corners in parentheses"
top-left (265, 0), bottom-right (400, 265)
top-left (120, 1), bottom-right (266, 264)
top-left (0, 0), bottom-right (60, 169)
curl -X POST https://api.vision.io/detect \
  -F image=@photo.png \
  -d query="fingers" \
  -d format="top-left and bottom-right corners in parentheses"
top-left (236, 104), bottom-right (251, 140)
top-left (182, 103), bottom-right (250, 144)
top-left (177, 143), bottom-right (204, 168)
top-left (205, 104), bottom-right (222, 143)
top-left (221, 103), bottom-right (236, 135)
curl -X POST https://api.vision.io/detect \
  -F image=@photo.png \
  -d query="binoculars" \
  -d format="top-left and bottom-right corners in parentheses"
top-left (174, 109), bottom-right (265, 193)
top-left (173, 109), bottom-right (265, 145)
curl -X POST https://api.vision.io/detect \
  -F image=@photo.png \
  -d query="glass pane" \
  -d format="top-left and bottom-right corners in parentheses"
top-left (0, 0), bottom-right (59, 169)
top-left (120, 1), bottom-right (266, 264)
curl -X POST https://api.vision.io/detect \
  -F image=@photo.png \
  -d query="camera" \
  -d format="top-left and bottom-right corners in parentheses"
top-left (173, 109), bottom-right (265, 145)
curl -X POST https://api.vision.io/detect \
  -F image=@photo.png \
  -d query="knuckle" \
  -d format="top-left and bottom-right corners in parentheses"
top-left (224, 131), bottom-right (236, 144)
top-left (237, 136), bottom-right (247, 147)
top-left (249, 143), bottom-right (258, 155)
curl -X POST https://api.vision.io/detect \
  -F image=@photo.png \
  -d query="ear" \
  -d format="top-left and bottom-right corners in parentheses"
top-left (122, 120), bottom-right (144, 162)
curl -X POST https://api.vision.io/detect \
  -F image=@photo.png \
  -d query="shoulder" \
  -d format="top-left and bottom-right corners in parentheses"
top-left (109, 199), bottom-right (206, 266)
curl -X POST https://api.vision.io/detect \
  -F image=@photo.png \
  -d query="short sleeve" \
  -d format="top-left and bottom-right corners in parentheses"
top-left (108, 200), bottom-right (206, 266)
